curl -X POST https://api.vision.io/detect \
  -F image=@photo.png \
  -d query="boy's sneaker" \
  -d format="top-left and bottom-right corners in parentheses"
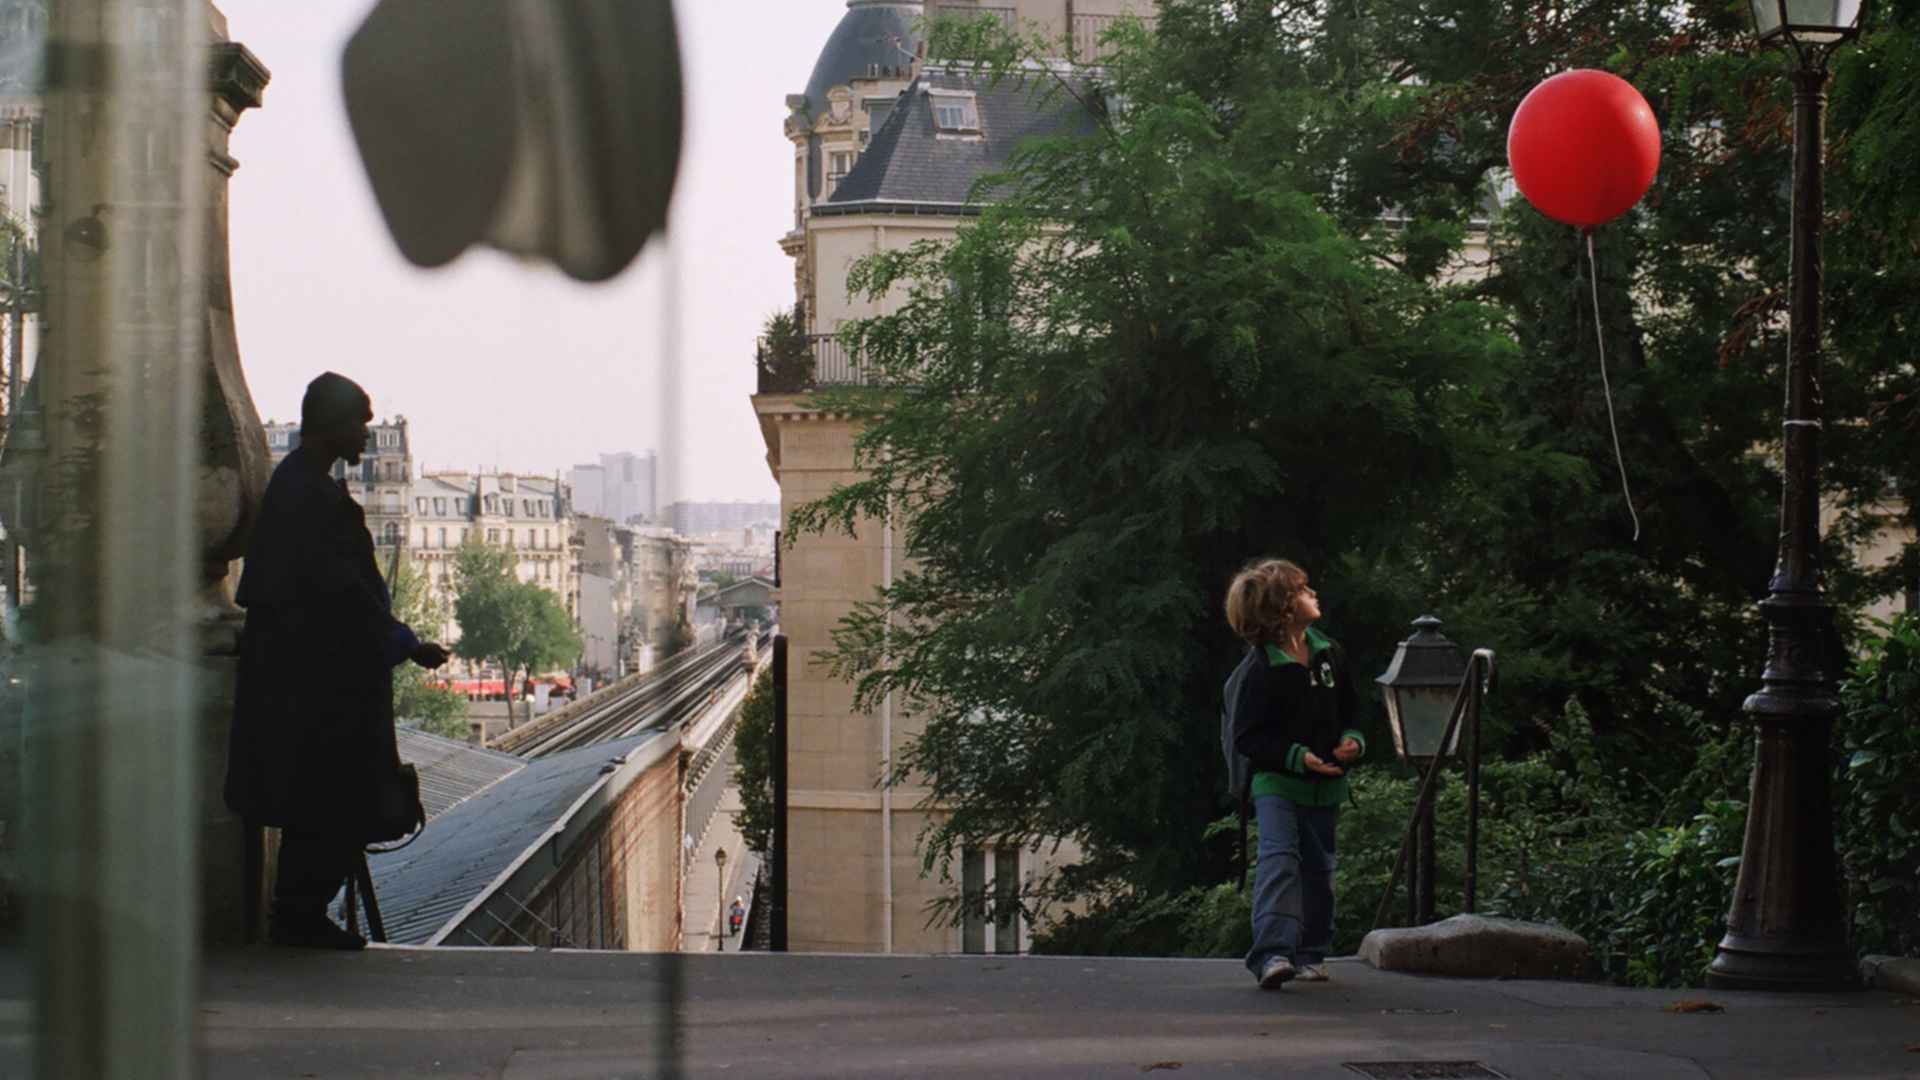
top-left (1295, 963), bottom-right (1331, 982)
top-left (1257, 957), bottom-right (1297, 989)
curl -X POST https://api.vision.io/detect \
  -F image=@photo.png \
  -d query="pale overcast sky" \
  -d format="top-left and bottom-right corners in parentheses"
top-left (218, 1), bottom-right (850, 504)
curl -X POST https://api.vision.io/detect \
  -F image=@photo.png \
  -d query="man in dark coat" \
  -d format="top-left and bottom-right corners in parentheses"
top-left (225, 372), bottom-right (450, 949)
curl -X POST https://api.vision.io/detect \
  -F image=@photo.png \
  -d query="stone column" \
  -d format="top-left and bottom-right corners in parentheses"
top-left (0, 5), bottom-right (272, 948)
top-left (197, 18), bottom-right (273, 947)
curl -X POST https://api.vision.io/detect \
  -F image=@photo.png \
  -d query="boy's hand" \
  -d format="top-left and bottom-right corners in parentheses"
top-left (1303, 752), bottom-right (1344, 777)
top-left (1333, 737), bottom-right (1362, 764)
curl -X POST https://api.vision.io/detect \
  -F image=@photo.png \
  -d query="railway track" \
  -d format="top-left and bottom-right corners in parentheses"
top-left (489, 629), bottom-right (765, 758)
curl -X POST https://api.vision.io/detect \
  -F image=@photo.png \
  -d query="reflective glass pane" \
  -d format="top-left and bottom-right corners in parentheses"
top-left (1392, 686), bottom-right (1460, 759)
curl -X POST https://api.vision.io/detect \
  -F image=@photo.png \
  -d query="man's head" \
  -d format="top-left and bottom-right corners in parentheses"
top-left (300, 372), bottom-right (374, 466)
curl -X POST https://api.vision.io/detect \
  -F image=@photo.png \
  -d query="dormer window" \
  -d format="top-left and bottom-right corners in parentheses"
top-left (929, 90), bottom-right (980, 134)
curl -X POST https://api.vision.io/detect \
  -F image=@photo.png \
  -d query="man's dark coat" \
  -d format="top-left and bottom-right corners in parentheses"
top-left (225, 450), bottom-right (410, 835)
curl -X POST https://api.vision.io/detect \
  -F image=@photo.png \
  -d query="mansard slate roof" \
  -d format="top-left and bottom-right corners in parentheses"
top-left (823, 69), bottom-right (1097, 214)
top-left (802, 0), bottom-right (925, 121)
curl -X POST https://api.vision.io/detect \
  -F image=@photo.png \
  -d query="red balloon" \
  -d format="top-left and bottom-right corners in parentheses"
top-left (1507, 69), bottom-right (1661, 230)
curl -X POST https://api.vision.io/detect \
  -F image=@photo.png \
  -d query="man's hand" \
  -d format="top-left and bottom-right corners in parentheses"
top-left (1303, 752), bottom-right (1344, 777)
top-left (411, 642), bottom-right (452, 669)
top-left (1333, 737), bottom-right (1362, 765)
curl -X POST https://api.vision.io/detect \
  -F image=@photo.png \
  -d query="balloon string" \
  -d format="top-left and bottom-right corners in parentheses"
top-left (1588, 231), bottom-right (1641, 543)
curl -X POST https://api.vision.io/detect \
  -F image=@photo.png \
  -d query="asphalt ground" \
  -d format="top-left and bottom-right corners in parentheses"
top-left (3, 946), bottom-right (1917, 1078)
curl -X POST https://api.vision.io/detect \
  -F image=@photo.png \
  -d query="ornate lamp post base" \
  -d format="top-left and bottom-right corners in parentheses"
top-left (1706, 606), bottom-right (1856, 990)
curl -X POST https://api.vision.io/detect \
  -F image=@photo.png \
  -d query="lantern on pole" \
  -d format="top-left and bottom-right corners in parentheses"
top-left (1377, 617), bottom-right (1467, 764)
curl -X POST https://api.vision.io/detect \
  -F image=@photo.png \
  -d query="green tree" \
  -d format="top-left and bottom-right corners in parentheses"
top-left (452, 538), bottom-right (583, 727)
top-left (792, 2), bottom-right (1920, 955)
top-left (796, 6), bottom-right (1517, 905)
top-left (730, 665), bottom-right (775, 858)
top-left (387, 558), bottom-right (469, 740)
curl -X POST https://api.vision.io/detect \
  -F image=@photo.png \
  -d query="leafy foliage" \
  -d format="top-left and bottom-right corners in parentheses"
top-left (731, 665), bottom-right (775, 858)
top-left (797, 2), bottom-right (1517, 902)
top-left (756, 307), bottom-right (814, 393)
top-left (1836, 614), bottom-right (1920, 958)
top-left (451, 538), bottom-right (582, 725)
top-left (789, 1), bottom-right (1920, 966)
top-left (387, 558), bottom-right (468, 739)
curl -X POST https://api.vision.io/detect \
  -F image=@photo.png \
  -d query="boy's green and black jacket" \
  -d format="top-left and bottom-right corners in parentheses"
top-left (1227, 627), bottom-right (1366, 807)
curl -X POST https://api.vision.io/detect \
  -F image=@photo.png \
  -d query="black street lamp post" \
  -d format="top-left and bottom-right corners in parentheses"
top-left (1707, 0), bottom-right (1863, 992)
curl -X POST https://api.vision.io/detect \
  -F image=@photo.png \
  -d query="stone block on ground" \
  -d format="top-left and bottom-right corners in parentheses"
top-left (1360, 913), bottom-right (1589, 981)
top-left (1861, 955), bottom-right (1920, 996)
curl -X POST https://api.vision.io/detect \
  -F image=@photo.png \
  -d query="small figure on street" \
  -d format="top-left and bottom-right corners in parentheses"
top-left (729, 896), bottom-right (745, 937)
top-left (224, 372), bottom-right (452, 950)
top-left (1224, 559), bottom-right (1364, 989)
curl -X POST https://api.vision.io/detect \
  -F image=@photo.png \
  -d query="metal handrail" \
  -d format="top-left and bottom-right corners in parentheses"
top-left (1369, 648), bottom-right (1498, 933)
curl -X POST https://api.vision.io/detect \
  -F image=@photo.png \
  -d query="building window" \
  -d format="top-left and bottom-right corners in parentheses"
top-left (930, 91), bottom-right (979, 134)
top-left (416, 497), bottom-right (427, 514)
top-left (487, 528), bottom-right (500, 543)
top-left (506, 529), bottom-right (514, 548)
top-left (522, 499), bottom-right (532, 517)
top-left (503, 498), bottom-right (515, 517)
top-left (382, 522), bottom-right (400, 545)
top-left (485, 495), bottom-right (498, 514)
top-left (433, 497), bottom-right (446, 516)
top-left (438, 527), bottom-right (447, 548)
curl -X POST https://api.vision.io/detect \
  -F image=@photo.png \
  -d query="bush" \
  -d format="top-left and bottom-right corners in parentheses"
top-left (1502, 799), bottom-right (1744, 988)
top-left (1036, 694), bottom-right (1760, 987)
top-left (1836, 613), bottom-right (1920, 958)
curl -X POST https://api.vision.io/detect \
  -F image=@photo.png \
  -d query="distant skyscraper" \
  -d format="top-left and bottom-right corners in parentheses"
top-left (567, 451), bottom-right (657, 524)
top-left (603, 451), bottom-right (657, 524)
top-left (566, 463), bottom-right (606, 517)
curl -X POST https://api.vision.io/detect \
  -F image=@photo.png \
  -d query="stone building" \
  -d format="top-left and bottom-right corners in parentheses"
top-left (575, 516), bottom-right (700, 679)
top-left (411, 470), bottom-right (577, 616)
top-left (263, 416), bottom-right (413, 572)
top-left (752, 0), bottom-right (1150, 955)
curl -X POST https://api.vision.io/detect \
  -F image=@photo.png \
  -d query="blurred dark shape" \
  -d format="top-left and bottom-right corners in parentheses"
top-left (342, 0), bottom-right (682, 282)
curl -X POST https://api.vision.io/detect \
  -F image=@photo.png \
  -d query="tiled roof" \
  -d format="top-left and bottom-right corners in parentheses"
top-left (825, 69), bottom-right (1098, 211)
top-left (801, 1), bottom-right (925, 121)
top-left (366, 731), bottom-right (665, 945)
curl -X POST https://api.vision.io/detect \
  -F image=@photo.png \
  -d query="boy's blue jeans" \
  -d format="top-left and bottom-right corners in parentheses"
top-left (1244, 793), bottom-right (1339, 977)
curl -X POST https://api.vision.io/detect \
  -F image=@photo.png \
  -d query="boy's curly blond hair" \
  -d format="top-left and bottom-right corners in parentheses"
top-left (1224, 558), bottom-right (1309, 644)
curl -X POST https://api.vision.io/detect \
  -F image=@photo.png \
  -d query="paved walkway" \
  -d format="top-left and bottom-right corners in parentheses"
top-left (679, 779), bottom-right (758, 953)
top-left (3, 945), bottom-right (1915, 1078)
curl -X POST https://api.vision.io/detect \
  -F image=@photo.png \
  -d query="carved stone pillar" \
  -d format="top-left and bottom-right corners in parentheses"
top-left (0, 5), bottom-right (273, 945)
top-left (197, 11), bottom-right (273, 945)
